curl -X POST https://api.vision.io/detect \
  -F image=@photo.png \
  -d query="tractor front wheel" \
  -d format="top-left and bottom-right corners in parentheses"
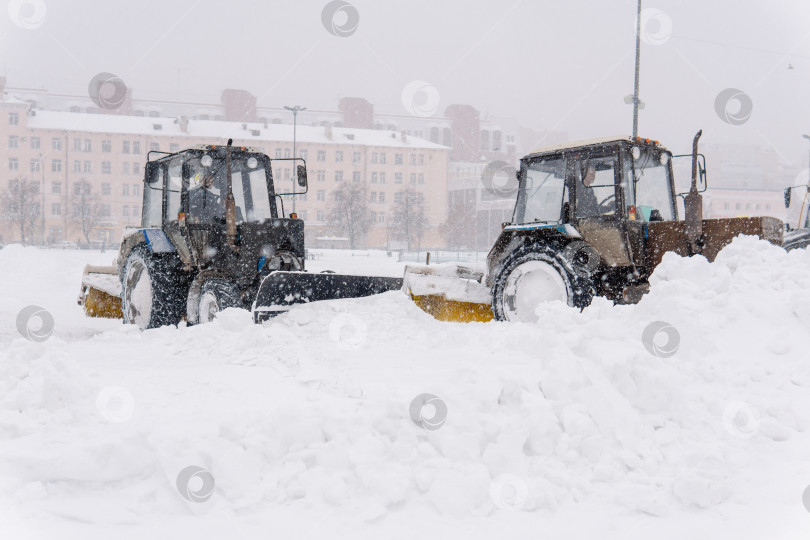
top-left (187, 278), bottom-right (241, 325)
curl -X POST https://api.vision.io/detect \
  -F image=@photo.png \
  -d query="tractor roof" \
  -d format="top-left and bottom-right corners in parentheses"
top-left (527, 135), bottom-right (668, 158)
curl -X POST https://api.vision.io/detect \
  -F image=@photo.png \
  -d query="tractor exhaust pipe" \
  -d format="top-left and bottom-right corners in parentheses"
top-left (225, 138), bottom-right (239, 252)
top-left (684, 130), bottom-right (704, 255)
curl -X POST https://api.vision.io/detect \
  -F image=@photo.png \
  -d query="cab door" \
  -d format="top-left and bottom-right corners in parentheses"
top-left (569, 148), bottom-right (633, 267)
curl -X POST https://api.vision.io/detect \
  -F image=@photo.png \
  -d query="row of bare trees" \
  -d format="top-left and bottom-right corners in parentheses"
top-left (327, 183), bottom-right (477, 250)
top-left (0, 177), bottom-right (103, 245)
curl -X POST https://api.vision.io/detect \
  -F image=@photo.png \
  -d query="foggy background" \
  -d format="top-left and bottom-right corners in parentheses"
top-left (1, 0), bottom-right (809, 163)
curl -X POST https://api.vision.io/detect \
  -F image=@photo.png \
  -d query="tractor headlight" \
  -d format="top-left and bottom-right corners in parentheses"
top-left (201, 154), bottom-right (213, 167)
top-left (659, 153), bottom-right (670, 165)
top-left (247, 157), bottom-right (258, 169)
top-left (631, 147), bottom-right (641, 160)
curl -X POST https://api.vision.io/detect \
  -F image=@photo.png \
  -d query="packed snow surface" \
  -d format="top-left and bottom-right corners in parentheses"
top-left (1, 239), bottom-right (809, 539)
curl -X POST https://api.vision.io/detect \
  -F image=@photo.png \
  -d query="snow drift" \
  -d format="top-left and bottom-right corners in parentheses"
top-left (1, 238), bottom-right (809, 539)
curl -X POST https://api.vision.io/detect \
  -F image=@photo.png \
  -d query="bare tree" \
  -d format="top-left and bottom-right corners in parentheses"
top-left (327, 182), bottom-right (372, 249)
top-left (0, 177), bottom-right (41, 245)
top-left (392, 187), bottom-right (429, 250)
top-left (71, 179), bottom-right (103, 244)
top-left (441, 196), bottom-right (476, 250)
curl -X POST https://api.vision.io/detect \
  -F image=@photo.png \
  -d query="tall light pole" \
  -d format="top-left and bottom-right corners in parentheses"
top-left (39, 152), bottom-right (46, 245)
top-left (284, 105), bottom-right (306, 214)
top-left (803, 134), bottom-right (810, 228)
top-left (632, 0), bottom-right (642, 138)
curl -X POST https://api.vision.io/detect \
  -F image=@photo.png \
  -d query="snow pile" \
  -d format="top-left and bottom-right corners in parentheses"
top-left (1, 238), bottom-right (809, 538)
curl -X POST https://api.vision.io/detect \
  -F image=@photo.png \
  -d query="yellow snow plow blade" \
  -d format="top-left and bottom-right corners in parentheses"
top-left (402, 264), bottom-right (493, 323)
top-left (78, 265), bottom-right (123, 319)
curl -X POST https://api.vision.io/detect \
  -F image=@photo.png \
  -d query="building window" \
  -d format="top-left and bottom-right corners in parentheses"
top-left (380, 172), bottom-right (386, 184)
top-left (73, 160), bottom-right (81, 173)
top-left (101, 183), bottom-right (111, 195)
top-left (84, 161), bottom-right (91, 173)
top-left (418, 173), bottom-right (424, 184)
top-left (335, 151), bottom-right (344, 162)
top-left (352, 171), bottom-right (361, 182)
top-left (31, 181), bottom-right (40, 193)
top-left (170, 143), bottom-right (179, 152)
top-left (317, 170), bottom-right (325, 182)
top-left (31, 137), bottom-right (41, 149)
top-left (52, 181), bottom-right (61, 194)
top-left (410, 154), bottom-right (417, 165)
top-left (371, 172), bottom-right (378, 183)
top-left (9, 158), bottom-right (19, 171)
top-left (133, 184), bottom-right (140, 197)
top-left (51, 160), bottom-right (62, 172)
top-left (299, 149), bottom-right (308, 161)
top-left (102, 140), bottom-right (112, 153)
top-left (317, 190), bottom-right (325, 201)
top-left (150, 142), bottom-right (159, 151)
top-left (122, 183), bottom-right (129, 196)
top-left (123, 140), bottom-right (130, 154)
top-left (101, 204), bottom-right (111, 217)
top-left (102, 161), bottom-right (111, 174)
top-left (83, 139), bottom-right (92, 152)
top-left (395, 153), bottom-right (403, 165)
top-left (30, 159), bottom-right (41, 172)
top-left (133, 162), bottom-right (140, 176)
top-left (73, 139), bottom-right (82, 151)
top-left (379, 192), bottom-right (385, 203)
top-left (123, 205), bottom-right (130, 217)
top-left (372, 152), bottom-right (378, 164)
top-left (123, 162), bottom-right (130, 175)
top-left (378, 212), bottom-right (385, 223)
top-left (133, 141), bottom-right (141, 154)
top-left (370, 192), bottom-right (377, 202)
top-left (284, 148), bottom-right (291, 158)
top-left (317, 150), bottom-right (326, 162)
top-left (317, 210), bottom-right (325, 221)
top-left (335, 170), bottom-right (343, 182)
top-left (9, 112), bottom-right (19, 125)
top-left (51, 203), bottom-right (61, 216)
top-left (723, 203), bottom-right (730, 210)
top-left (379, 153), bottom-right (386, 164)
top-left (9, 135), bottom-right (18, 148)
top-left (395, 172), bottom-right (403, 184)
top-left (275, 148), bottom-right (282, 158)
top-left (353, 152), bottom-right (361, 164)
top-left (419, 154), bottom-right (425, 165)
top-left (52, 138), bottom-right (62, 151)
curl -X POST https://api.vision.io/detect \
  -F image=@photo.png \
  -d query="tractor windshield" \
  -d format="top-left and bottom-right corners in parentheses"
top-left (513, 155), bottom-right (568, 224)
top-left (177, 153), bottom-right (277, 224)
top-left (625, 146), bottom-right (675, 221)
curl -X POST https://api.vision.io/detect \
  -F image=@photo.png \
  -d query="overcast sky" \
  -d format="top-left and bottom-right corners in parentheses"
top-left (2, 0), bottom-right (809, 167)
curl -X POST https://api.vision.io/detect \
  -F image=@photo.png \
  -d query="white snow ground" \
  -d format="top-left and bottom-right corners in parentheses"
top-left (1, 239), bottom-right (810, 539)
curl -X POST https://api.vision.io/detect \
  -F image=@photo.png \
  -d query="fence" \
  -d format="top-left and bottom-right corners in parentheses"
top-left (397, 250), bottom-right (489, 264)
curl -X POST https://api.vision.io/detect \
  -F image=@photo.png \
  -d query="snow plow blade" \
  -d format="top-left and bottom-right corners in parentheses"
top-left (78, 265), bottom-right (123, 319)
top-left (252, 271), bottom-right (403, 323)
top-left (402, 264), bottom-right (493, 323)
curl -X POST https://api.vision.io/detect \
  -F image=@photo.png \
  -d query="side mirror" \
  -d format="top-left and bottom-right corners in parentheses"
top-left (145, 162), bottom-right (160, 184)
top-left (784, 187), bottom-right (792, 208)
top-left (649, 209), bottom-right (663, 222)
top-left (699, 163), bottom-right (707, 190)
top-left (296, 164), bottom-right (308, 188)
top-left (181, 161), bottom-right (191, 180)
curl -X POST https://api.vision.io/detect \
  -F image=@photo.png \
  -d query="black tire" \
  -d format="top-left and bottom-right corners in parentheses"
top-left (491, 243), bottom-right (595, 322)
top-left (188, 278), bottom-right (241, 325)
top-left (121, 245), bottom-right (187, 329)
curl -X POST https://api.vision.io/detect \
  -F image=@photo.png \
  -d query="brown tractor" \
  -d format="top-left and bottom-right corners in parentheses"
top-left (404, 131), bottom-right (784, 322)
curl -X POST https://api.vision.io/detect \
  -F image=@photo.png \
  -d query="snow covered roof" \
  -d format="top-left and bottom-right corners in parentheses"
top-left (526, 135), bottom-right (673, 156)
top-left (26, 110), bottom-right (448, 150)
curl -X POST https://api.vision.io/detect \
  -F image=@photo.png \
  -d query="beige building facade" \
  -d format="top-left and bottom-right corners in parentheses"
top-left (0, 98), bottom-right (448, 249)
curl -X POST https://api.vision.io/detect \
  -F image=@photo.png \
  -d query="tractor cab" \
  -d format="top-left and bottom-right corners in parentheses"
top-left (507, 136), bottom-right (681, 276)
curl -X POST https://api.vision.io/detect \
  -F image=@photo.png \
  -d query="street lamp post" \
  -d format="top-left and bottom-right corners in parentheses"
top-left (39, 152), bottom-right (46, 245)
top-left (803, 134), bottom-right (810, 228)
top-left (284, 105), bottom-right (307, 214)
top-left (632, 0), bottom-right (642, 138)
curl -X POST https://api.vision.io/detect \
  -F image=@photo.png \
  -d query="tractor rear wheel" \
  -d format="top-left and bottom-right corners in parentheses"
top-left (491, 243), bottom-right (595, 322)
top-left (121, 246), bottom-right (186, 329)
top-left (188, 278), bottom-right (241, 325)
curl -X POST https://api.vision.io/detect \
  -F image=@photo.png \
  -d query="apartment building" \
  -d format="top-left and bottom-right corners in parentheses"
top-left (0, 95), bottom-right (448, 248)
